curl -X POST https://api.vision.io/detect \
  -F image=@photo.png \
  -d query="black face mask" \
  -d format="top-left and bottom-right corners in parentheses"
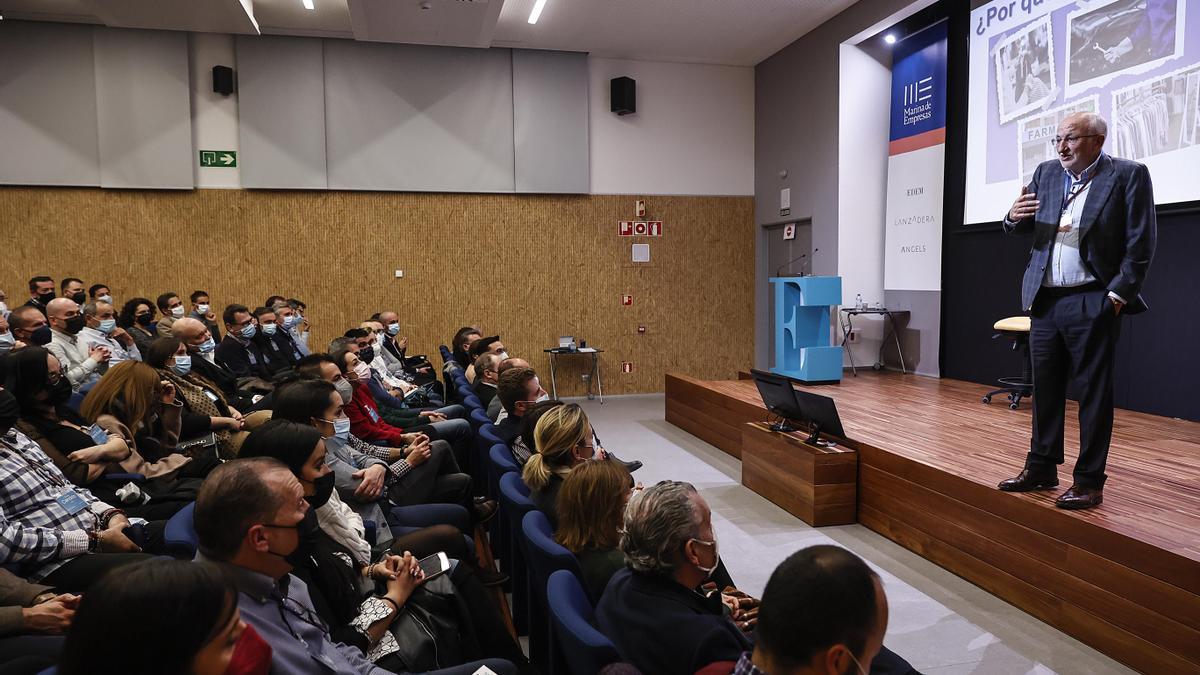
top-left (30, 326), bottom-right (53, 346)
top-left (0, 389), bottom-right (19, 435)
top-left (358, 346), bottom-right (375, 364)
top-left (64, 315), bottom-right (86, 336)
top-left (264, 507), bottom-right (319, 564)
top-left (305, 472), bottom-right (336, 509)
top-left (135, 313), bottom-right (154, 327)
top-left (69, 292), bottom-right (86, 305)
top-left (36, 292), bottom-right (55, 306)
top-left (46, 378), bottom-right (73, 406)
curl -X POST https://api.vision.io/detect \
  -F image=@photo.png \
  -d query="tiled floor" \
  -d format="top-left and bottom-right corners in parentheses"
top-left (575, 393), bottom-right (1132, 675)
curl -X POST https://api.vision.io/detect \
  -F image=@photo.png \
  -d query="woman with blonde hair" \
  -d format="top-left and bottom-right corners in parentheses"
top-left (555, 459), bottom-right (633, 601)
top-left (521, 403), bottom-right (605, 528)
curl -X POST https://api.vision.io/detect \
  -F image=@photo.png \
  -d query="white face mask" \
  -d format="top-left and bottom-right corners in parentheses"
top-left (97, 295), bottom-right (113, 305)
top-left (689, 537), bottom-right (720, 576)
top-left (497, 351), bottom-right (510, 361)
top-left (0, 301), bottom-right (8, 319)
top-left (196, 303), bottom-right (210, 314)
top-left (170, 305), bottom-right (185, 318)
top-left (535, 393), bottom-right (550, 403)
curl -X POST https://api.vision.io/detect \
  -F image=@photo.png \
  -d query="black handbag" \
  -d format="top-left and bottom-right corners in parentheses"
top-left (387, 574), bottom-right (480, 671)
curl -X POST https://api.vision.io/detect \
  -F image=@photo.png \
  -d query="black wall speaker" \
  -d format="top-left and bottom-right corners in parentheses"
top-left (611, 76), bottom-right (636, 116)
top-left (212, 65), bottom-right (235, 96)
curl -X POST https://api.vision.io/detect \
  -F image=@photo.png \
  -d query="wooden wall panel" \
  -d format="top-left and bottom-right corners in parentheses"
top-left (0, 188), bottom-right (755, 395)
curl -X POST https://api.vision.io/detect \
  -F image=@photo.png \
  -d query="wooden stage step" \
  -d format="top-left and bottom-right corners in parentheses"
top-left (664, 371), bottom-right (1200, 674)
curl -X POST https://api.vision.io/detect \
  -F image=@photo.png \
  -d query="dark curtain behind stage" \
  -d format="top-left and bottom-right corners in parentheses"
top-left (939, 3), bottom-right (1200, 422)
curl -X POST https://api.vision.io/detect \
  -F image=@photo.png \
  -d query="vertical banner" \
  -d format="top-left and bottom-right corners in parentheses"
top-left (884, 22), bottom-right (948, 291)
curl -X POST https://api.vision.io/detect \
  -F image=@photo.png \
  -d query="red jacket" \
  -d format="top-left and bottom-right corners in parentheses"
top-left (345, 381), bottom-right (406, 446)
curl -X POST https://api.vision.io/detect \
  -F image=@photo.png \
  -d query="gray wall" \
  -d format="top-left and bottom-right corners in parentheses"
top-left (753, 0), bottom-right (939, 371)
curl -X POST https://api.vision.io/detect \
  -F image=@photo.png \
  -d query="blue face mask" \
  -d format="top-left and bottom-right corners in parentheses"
top-left (333, 417), bottom-right (351, 440)
top-left (387, 322), bottom-right (400, 336)
top-left (172, 354), bottom-right (192, 375)
top-left (197, 337), bottom-right (216, 354)
top-left (240, 324), bottom-right (257, 340)
top-left (97, 318), bottom-right (117, 335)
top-left (0, 332), bottom-right (14, 355)
top-left (282, 315), bottom-right (299, 329)
top-left (262, 324), bottom-right (277, 336)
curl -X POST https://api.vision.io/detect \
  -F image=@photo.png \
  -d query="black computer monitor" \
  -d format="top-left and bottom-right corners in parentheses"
top-left (750, 369), bottom-right (805, 432)
top-left (792, 388), bottom-right (846, 444)
top-left (751, 369), bottom-right (846, 444)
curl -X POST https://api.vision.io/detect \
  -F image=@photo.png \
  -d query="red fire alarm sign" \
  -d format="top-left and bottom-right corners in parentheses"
top-left (622, 362), bottom-right (633, 373)
top-left (621, 294), bottom-right (633, 306)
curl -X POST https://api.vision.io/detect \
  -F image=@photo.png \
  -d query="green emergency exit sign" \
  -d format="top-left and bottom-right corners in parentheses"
top-left (199, 150), bottom-right (237, 168)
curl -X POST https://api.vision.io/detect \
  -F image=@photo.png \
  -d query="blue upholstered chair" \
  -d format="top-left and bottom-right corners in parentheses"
top-left (547, 570), bottom-right (621, 675)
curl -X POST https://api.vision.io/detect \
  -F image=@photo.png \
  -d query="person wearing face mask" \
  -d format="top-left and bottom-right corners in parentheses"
top-left (595, 481), bottom-right (756, 675)
top-left (44, 298), bottom-right (111, 391)
top-left (8, 306), bottom-right (52, 350)
top-left (173, 318), bottom-right (268, 413)
top-left (117, 298), bottom-right (159, 355)
top-left (696, 546), bottom-right (914, 675)
top-left (471, 353), bottom-right (501, 409)
top-left (194, 456), bottom-right (520, 675)
top-left (77, 301), bottom-right (141, 366)
top-left (0, 310), bottom-right (23, 357)
top-left (3, 347), bottom-right (181, 521)
top-left (374, 311), bottom-right (437, 386)
top-left (216, 304), bottom-right (280, 384)
top-left (0, 288), bottom-right (10, 320)
top-left (23, 276), bottom-right (57, 317)
top-left (58, 558), bottom-right (272, 675)
top-left (87, 284), bottom-right (112, 305)
top-left (59, 279), bottom-right (86, 309)
top-left (154, 292), bottom-right (187, 338)
top-left (0, 385), bottom-right (152, 592)
top-left (521, 403), bottom-right (612, 529)
top-left (144, 338), bottom-right (269, 459)
top-left (189, 290), bottom-right (223, 342)
top-left (251, 306), bottom-right (301, 372)
top-left (465, 336), bottom-right (507, 385)
top-left (494, 367), bottom-right (549, 445)
top-left (271, 302), bottom-right (308, 357)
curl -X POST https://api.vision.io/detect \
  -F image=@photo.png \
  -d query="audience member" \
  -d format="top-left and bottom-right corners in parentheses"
top-left (0, 289), bottom-right (7, 319)
top-left (595, 481), bottom-right (755, 675)
top-left (24, 277), bottom-right (56, 317)
top-left (523, 403), bottom-right (605, 528)
top-left (464, 335), bottom-right (506, 384)
top-left (250, 305), bottom-right (300, 372)
top-left (0, 387), bottom-right (150, 591)
top-left (494, 367), bottom-right (548, 445)
top-left (155, 292), bottom-right (186, 337)
top-left (58, 559), bottom-right (269, 675)
top-left (217, 304), bottom-right (280, 383)
top-left (45, 298), bottom-right (109, 391)
top-left (193, 458), bottom-right (517, 675)
top-left (376, 310), bottom-right (436, 386)
top-left (555, 459), bottom-right (634, 601)
top-left (695, 546), bottom-right (902, 675)
top-left (77, 300), bottom-right (141, 365)
top-left (87, 284), bottom-right (111, 304)
top-left (450, 327), bottom-right (482, 370)
top-left (8, 307), bottom-right (49, 349)
top-left (341, 331), bottom-right (451, 431)
top-left (59, 279), bottom-right (85, 307)
top-left (285, 298), bottom-right (311, 354)
top-left (188, 290), bottom-right (222, 342)
top-left (487, 357), bottom-right (530, 421)
top-left (117, 297), bottom-right (158, 354)
top-left (267, 302), bottom-right (306, 362)
top-left (0, 568), bottom-right (76, 671)
top-left (144, 337), bottom-right (266, 459)
top-left (514, 399), bottom-right (564, 465)
top-left (472, 353), bottom-right (501, 409)
top-left (4, 347), bottom-right (184, 520)
top-left (173, 317), bottom-right (264, 411)
top-left (0, 311), bottom-right (17, 357)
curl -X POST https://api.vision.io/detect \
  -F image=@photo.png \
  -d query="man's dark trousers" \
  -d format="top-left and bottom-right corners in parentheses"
top-left (1027, 282), bottom-right (1120, 489)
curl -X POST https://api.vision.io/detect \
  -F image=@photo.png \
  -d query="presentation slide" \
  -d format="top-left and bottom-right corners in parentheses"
top-left (965, 0), bottom-right (1199, 224)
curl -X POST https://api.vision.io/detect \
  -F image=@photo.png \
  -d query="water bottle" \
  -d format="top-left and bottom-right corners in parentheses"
top-left (856, 293), bottom-right (864, 310)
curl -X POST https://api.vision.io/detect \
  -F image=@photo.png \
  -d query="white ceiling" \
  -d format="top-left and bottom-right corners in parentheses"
top-left (0, 0), bottom-right (861, 66)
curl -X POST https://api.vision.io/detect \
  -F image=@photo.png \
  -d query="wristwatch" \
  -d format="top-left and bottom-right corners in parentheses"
top-left (86, 529), bottom-right (100, 554)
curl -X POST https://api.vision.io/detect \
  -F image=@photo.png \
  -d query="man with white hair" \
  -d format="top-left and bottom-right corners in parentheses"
top-left (1000, 111), bottom-right (1157, 510)
top-left (77, 300), bottom-right (141, 366)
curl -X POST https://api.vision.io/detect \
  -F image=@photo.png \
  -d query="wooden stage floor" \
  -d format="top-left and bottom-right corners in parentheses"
top-left (665, 370), bottom-right (1200, 673)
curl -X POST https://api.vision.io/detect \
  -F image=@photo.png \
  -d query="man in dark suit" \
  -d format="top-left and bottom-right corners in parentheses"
top-left (174, 317), bottom-right (267, 412)
top-left (1000, 112), bottom-right (1156, 509)
top-left (472, 352), bottom-right (501, 409)
top-left (215, 304), bottom-right (277, 381)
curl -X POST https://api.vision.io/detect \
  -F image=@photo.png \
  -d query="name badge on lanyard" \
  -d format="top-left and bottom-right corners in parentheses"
top-left (56, 489), bottom-right (88, 515)
top-left (247, 351), bottom-right (258, 366)
top-left (85, 424), bottom-right (108, 445)
top-left (203, 388), bottom-right (220, 402)
top-left (367, 407), bottom-right (380, 423)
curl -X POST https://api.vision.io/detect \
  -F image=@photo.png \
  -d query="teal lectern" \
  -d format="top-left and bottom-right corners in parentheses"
top-left (770, 276), bottom-right (843, 383)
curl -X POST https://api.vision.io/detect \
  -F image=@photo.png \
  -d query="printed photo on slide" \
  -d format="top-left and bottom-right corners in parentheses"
top-left (994, 16), bottom-right (1057, 125)
top-left (1066, 0), bottom-right (1182, 94)
top-left (1110, 62), bottom-right (1200, 160)
top-left (1015, 96), bottom-right (1099, 184)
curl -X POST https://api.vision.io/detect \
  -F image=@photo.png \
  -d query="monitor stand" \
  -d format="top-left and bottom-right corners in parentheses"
top-left (805, 423), bottom-right (822, 446)
top-left (769, 420), bottom-right (796, 433)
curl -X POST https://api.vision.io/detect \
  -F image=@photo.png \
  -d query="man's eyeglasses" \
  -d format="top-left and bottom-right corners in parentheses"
top-left (47, 371), bottom-right (63, 385)
top-left (1050, 134), bottom-right (1099, 147)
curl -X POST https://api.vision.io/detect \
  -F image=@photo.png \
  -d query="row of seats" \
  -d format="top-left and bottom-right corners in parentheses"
top-left (439, 346), bottom-right (621, 675)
